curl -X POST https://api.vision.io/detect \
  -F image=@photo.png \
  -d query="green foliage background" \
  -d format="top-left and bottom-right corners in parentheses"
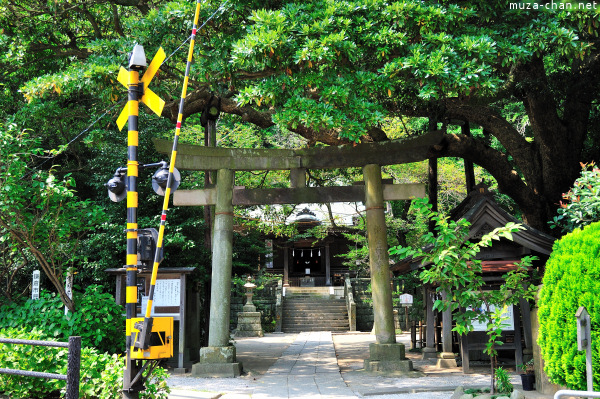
top-left (538, 222), bottom-right (600, 391)
top-left (0, 286), bottom-right (125, 353)
top-left (0, 328), bottom-right (170, 399)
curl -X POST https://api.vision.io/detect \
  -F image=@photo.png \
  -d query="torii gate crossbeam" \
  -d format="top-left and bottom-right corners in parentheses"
top-left (153, 132), bottom-right (443, 376)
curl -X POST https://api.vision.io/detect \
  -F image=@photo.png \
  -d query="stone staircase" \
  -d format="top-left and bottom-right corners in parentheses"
top-left (281, 287), bottom-right (349, 333)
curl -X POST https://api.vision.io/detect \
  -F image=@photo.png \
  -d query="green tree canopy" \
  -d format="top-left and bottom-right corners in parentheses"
top-left (2, 0), bottom-right (600, 234)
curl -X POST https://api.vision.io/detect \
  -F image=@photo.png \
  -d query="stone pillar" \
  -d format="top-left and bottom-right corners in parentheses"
top-left (192, 169), bottom-right (242, 377)
top-left (422, 286), bottom-right (438, 359)
top-left (325, 244), bottom-right (331, 286)
top-left (283, 246), bottom-right (290, 287)
top-left (531, 286), bottom-right (561, 395)
top-left (437, 291), bottom-right (457, 368)
top-left (362, 164), bottom-right (413, 373)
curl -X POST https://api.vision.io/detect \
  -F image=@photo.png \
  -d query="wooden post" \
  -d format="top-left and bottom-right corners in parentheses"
top-left (325, 244), bottom-right (331, 286)
top-left (428, 118), bottom-right (438, 233)
top-left (442, 292), bottom-right (452, 353)
top-left (462, 122), bottom-right (476, 194)
top-left (422, 286), bottom-right (437, 359)
top-left (283, 247), bottom-right (289, 287)
top-left (363, 164), bottom-right (395, 344)
top-left (438, 291), bottom-right (457, 367)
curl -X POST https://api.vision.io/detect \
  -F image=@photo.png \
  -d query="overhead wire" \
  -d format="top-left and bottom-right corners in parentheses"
top-left (20, 0), bottom-right (231, 179)
top-left (22, 99), bottom-right (125, 179)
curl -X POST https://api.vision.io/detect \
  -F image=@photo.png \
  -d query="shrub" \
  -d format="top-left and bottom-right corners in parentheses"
top-left (550, 162), bottom-right (600, 233)
top-left (538, 222), bottom-right (600, 390)
top-left (0, 285), bottom-right (125, 353)
top-left (495, 366), bottom-right (513, 395)
top-left (0, 328), bottom-right (170, 399)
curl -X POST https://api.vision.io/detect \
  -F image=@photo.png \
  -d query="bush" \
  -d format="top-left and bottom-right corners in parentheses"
top-left (550, 162), bottom-right (600, 233)
top-left (0, 328), bottom-right (170, 399)
top-left (538, 222), bottom-right (600, 390)
top-left (0, 285), bottom-right (125, 353)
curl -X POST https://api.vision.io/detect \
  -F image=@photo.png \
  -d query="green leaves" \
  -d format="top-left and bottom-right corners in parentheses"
top-left (389, 197), bottom-right (536, 334)
top-left (0, 286), bottom-right (125, 353)
top-left (551, 162), bottom-right (600, 233)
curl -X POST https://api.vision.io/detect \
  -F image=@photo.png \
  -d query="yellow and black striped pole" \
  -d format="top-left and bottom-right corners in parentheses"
top-left (133, 0), bottom-right (203, 350)
top-left (124, 55), bottom-right (143, 397)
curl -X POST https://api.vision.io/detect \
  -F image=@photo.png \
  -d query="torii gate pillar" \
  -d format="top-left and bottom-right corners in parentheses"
top-left (192, 168), bottom-right (242, 377)
top-left (363, 164), bottom-right (414, 373)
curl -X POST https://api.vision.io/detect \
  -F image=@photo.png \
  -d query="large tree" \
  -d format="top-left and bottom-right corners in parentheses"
top-left (3, 0), bottom-right (600, 231)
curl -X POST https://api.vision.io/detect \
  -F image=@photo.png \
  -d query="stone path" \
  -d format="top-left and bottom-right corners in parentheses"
top-left (251, 331), bottom-right (358, 399)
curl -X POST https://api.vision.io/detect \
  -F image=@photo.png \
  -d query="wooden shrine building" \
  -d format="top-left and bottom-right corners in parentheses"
top-left (266, 207), bottom-right (357, 287)
top-left (392, 183), bottom-right (556, 372)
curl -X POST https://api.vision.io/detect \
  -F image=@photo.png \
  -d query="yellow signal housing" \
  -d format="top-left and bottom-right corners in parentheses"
top-left (130, 316), bottom-right (174, 360)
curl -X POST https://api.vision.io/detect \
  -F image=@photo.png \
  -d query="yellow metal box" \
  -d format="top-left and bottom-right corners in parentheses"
top-left (130, 316), bottom-right (173, 359)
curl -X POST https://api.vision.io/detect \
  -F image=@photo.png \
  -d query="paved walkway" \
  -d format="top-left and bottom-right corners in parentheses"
top-left (251, 331), bottom-right (358, 399)
top-left (167, 332), bottom-right (556, 399)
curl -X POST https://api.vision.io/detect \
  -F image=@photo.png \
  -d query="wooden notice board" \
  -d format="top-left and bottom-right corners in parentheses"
top-left (106, 267), bottom-right (195, 370)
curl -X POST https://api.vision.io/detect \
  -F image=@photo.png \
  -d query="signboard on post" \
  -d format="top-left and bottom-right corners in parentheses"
top-left (265, 239), bottom-right (273, 269)
top-left (399, 293), bottom-right (413, 306)
top-left (470, 305), bottom-right (514, 331)
top-left (32, 270), bottom-right (40, 300)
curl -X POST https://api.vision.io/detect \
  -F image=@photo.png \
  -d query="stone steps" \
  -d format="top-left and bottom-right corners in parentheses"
top-left (282, 289), bottom-right (349, 333)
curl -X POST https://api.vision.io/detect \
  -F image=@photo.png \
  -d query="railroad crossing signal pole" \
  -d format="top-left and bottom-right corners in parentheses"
top-left (117, 44), bottom-right (165, 399)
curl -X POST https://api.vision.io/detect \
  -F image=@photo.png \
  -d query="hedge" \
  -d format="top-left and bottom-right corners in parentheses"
top-left (538, 222), bottom-right (600, 390)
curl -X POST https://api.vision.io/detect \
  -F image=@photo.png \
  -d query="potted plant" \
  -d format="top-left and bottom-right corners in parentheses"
top-left (518, 359), bottom-right (535, 391)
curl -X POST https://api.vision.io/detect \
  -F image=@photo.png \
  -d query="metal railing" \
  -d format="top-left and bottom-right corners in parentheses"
top-left (554, 390), bottom-right (600, 398)
top-left (0, 336), bottom-right (81, 399)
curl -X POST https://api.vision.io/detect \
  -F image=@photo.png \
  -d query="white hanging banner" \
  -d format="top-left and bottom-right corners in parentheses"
top-left (64, 268), bottom-right (74, 315)
top-left (32, 270), bottom-right (40, 300)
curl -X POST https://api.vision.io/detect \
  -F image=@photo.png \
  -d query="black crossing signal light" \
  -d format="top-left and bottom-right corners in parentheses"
top-left (151, 162), bottom-right (180, 196)
top-left (105, 169), bottom-right (127, 202)
top-left (106, 162), bottom-right (181, 201)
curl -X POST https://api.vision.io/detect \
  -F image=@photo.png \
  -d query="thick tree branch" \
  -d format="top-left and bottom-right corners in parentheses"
top-left (432, 134), bottom-right (540, 225)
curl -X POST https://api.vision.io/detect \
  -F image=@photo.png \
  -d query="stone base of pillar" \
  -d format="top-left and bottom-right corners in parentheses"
top-left (421, 346), bottom-right (438, 359)
top-left (363, 343), bottom-right (413, 372)
top-left (234, 312), bottom-right (263, 338)
top-left (191, 346), bottom-right (243, 377)
top-left (436, 352), bottom-right (457, 368)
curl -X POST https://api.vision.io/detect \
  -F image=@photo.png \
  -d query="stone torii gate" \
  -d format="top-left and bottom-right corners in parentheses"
top-left (153, 130), bottom-right (444, 376)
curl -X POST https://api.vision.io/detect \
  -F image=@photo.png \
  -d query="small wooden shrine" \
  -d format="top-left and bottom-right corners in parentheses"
top-left (265, 207), bottom-right (358, 287)
top-left (392, 184), bottom-right (556, 372)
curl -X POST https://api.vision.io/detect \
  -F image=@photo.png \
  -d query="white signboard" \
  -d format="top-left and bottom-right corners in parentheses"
top-left (470, 305), bottom-right (514, 331)
top-left (399, 293), bottom-right (414, 306)
top-left (153, 279), bottom-right (181, 307)
top-left (141, 296), bottom-right (155, 316)
top-left (32, 270), bottom-right (40, 300)
top-left (265, 239), bottom-right (273, 269)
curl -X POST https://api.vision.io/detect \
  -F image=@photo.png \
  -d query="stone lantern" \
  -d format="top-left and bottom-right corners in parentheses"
top-left (243, 277), bottom-right (257, 312)
top-left (234, 276), bottom-right (263, 338)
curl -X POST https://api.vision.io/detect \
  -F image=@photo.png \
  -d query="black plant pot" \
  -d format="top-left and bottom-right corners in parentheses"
top-left (520, 373), bottom-right (536, 391)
